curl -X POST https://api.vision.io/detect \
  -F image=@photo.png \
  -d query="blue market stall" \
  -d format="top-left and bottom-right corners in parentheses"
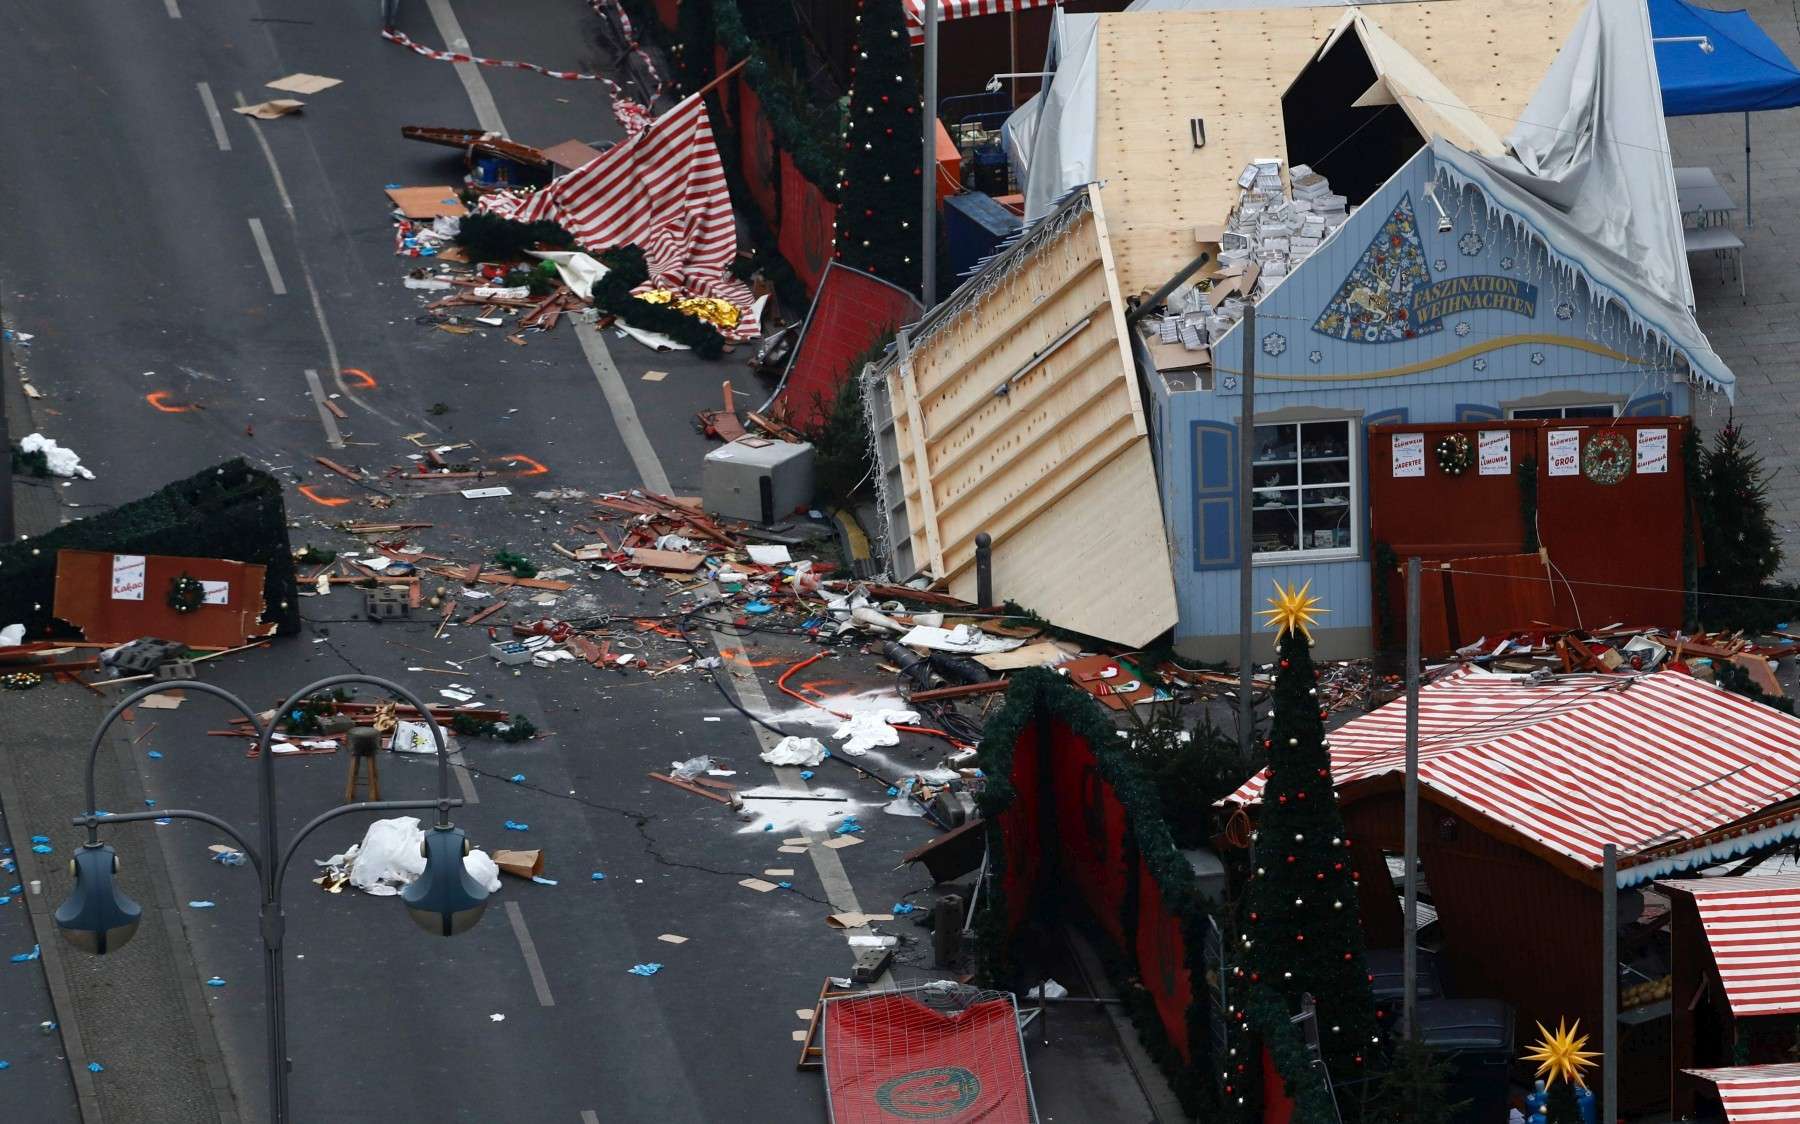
top-left (1651, 0), bottom-right (1800, 225)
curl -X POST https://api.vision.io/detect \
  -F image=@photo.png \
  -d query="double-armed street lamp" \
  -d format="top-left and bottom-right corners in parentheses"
top-left (53, 674), bottom-right (490, 1123)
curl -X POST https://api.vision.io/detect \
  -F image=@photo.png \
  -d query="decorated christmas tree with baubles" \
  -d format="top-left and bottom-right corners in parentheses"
top-left (1239, 581), bottom-right (1383, 1085)
top-left (832, 0), bottom-right (924, 295)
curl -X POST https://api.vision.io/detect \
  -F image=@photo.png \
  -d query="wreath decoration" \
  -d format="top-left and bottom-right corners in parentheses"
top-left (167, 573), bottom-right (206, 614)
top-left (1435, 433), bottom-right (1475, 476)
top-left (1582, 431), bottom-right (1631, 485)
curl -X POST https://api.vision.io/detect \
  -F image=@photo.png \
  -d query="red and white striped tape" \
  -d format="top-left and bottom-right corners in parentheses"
top-left (381, 29), bottom-right (624, 95)
top-left (589, 0), bottom-right (669, 99)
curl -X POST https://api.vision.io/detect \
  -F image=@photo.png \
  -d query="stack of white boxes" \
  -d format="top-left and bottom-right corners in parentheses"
top-left (1149, 158), bottom-right (1353, 354)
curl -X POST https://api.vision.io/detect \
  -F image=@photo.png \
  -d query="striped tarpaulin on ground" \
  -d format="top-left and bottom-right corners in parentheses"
top-left (1223, 668), bottom-right (1800, 872)
top-left (1684, 1064), bottom-right (1800, 1122)
top-left (1663, 874), bottom-right (1800, 1016)
top-left (510, 91), bottom-right (759, 339)
top-left (903, 0), bottom-right (1058, 45)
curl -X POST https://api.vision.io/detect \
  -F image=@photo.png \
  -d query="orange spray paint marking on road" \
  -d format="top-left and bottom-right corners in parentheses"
top-left (501, 454), bottom-right (549, 476)
top-left (341, 368), bottom-right (378, 389)
top-left (297, 485), bottom-right (352, 508)
top-left (145, 392), bottom-right (194, 413)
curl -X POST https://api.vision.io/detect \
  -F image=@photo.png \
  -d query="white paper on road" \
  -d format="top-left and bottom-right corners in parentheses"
top-left (22, 433), bottom-right (95, 479)
top-left (528, 249), bottom-right (609, 300)
top-left (391, 720), bottom-right (449, 755)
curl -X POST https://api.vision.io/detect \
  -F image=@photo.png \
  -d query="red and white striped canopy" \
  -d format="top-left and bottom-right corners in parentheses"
top-left (903, 0), bottom-right (1058, 45)
top-left (503, 91), bottom-right (759, 339)
top-left (1685, 1064), bottom-right (1800, 1122)
top-left (1224, 668), bottom-right (1800, 874)
top-left (1662, 874), bottom-right (1800, 1016)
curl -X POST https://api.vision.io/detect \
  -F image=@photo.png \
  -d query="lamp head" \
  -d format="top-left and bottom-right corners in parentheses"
top-left (401, 825), bottom-right (490, 937)
top-left (1700, 37), bottom-right (1715, 54)
top-left (985, 76), bottom-right (1002, 94)
top-left (55, 843), bottom-right (142, 955)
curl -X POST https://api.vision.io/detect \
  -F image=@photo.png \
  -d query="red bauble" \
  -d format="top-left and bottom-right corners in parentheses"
top-left (1297, 791), bottom-right (1307, 800)
top-left (1296, 934), bottom-right (1305, 943)
top-left (1286, 855), bottom-right (1296, 864)
top-left (1249, 912), bottom-right (1259, 922)
top-left (1277, 795), bottom-right (1288, 805)
top-left (1280, 659), bottom-right (1290, 669)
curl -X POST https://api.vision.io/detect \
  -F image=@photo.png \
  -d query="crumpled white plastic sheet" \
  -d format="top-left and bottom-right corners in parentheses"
top-left (20, 433), bottom-right (95, 479)
top-left (316, 816), bottom-right (501, 897)
top-left (761, 735), bottom-right (827, 767)
top-left (896, 624), bottom-right (1024, 655)
top-left (831, 708), bottom-right (920, 756)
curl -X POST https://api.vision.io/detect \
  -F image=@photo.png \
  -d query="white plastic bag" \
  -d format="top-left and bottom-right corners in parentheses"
top-left (761, 736), bottom-right (827, 767)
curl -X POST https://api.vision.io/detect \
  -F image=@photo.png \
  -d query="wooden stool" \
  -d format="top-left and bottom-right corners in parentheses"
top-left (344, 725), bottom-right (382, 802)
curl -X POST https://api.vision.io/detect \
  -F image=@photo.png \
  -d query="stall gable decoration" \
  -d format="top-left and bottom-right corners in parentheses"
top-left (1313, 194), bottom-right (1537, 344)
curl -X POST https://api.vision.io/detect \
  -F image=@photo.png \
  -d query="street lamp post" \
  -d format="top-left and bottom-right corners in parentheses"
top-left (55, 674), bottom-right (489, 1124)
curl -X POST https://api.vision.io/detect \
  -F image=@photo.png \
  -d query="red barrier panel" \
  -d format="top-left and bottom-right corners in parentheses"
top-left (772, 262), bottom-right (921, 429)
top-left (1049, 721), bottom-right (1130, 948)
top-left (779, 150), bottom-right (838, 292)
top-left (1136, 860), bottom-right (1193, 1062)
top-left (998, 720), bottom-right (1043, 935)
top-left (737, 76), bottom-right (779, 226)
top-left (825, 991), bottom-right (1034, 1123)
top-left (652, 0), bottom-right (677, 31)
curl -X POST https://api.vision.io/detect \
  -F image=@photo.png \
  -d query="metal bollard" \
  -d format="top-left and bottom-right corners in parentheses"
top-left (932, 893), bottom-right (965, 968)
top-left (974, 532), bottom-right (993, 607)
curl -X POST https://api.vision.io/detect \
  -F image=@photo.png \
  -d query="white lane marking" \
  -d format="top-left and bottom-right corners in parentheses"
top-left (235, 92), bottom-right (404, 428)
top-left (303, 368), bottom-right (345, 449)
top-left (196, 82), bottom-right (230, 151)
top-left (448, 747), bottom-right (480, 805)
top-left (247, 218), bottom-right (287, 295)
top-left (707, 627), bottom-right (872, 931)
top-left (581, 1113), bottom-right (600, 1124)
top-left (575, 322), bottom-right (670, 494)
top-left (233, 94), bottom-right (296, 220)
top-left (163, 0), bottom-right (181, 18)
top-left (504, 901), bottom-right (556, 1007)
top-left (425, 0), bottom-right (506, 134)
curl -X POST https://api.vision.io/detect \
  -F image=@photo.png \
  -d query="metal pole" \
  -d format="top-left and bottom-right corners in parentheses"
top-left (1402, 556), bottom-right (1422, 1041)
top-left (258, 675), bottom-right (289, 1124)
top-left (921, 0), bottom-right (940, 309)
top-left (1602, 843), bottom-right (1618, 1124)
top-left (1746, 112), bottom-right (1753, 228)
top-left (1237, 304), bottom-right (1257, 765)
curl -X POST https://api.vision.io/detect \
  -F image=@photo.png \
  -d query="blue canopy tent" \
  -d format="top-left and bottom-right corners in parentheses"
top-left (1651, 0), bottom-right (1800, 226)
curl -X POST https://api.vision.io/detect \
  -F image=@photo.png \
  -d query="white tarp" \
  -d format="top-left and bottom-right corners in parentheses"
top-left (316, 816), bottom-right (502, 897)
top-left (1431, 0), bottom-right (1733, 398)
top-left (1011, 11), bottom-right (1102, 221)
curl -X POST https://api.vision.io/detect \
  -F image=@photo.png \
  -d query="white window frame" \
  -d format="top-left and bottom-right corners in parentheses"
top-left (1505, 402), bottom-right (1621, 420)
top-left (1249, 417), bottom-right (1360, 563)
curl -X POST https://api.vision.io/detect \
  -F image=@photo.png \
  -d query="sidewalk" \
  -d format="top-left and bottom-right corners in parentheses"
top-left (1, 319), bottom-right (235, 1123)
top-left (1668, 0), bottom-right (1800, 579)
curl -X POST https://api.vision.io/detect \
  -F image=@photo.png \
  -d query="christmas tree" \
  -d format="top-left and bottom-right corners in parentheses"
top-left (1240, 581), bottom-right (1383, 1083)
top-left (1699, 421), bottom-right (1783, 602)
top-left (832, 0), bottom-right (924, 295)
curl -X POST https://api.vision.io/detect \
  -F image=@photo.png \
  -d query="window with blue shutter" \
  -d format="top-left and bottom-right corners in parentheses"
top-left (1192, 421), bottom-right (1237, 570)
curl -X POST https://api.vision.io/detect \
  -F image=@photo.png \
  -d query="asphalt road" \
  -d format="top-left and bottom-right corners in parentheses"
top-left (0, 1), bottom-right (951, 1120)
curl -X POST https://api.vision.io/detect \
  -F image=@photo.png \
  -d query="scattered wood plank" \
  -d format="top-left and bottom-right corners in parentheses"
top-left (648, 771), bottom-right (731, 804)
top-left (464, 601), bottom-right (507, 627)
top-left (627, 548), bottom-right (706, 573)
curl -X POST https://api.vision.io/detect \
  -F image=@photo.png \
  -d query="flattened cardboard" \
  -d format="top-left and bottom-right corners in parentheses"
top-left (493, 849), bottom-right (544, 879)
top-left (738, 877), bottom-right (779, 893)
top-left (234, 99), bottom-right (305, 120)
top-left (385, 186), bottom-right (468, 221)
top-left (267, 73), bottom-right (342, 95)
top-left (627, 548), bottom-right (706, 573)
top-left (542, 138), bottom-right (605, 172)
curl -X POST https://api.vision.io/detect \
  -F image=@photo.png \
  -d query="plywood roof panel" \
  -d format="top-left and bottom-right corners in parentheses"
top-left (1093, 0), bottom-right (1584, 295)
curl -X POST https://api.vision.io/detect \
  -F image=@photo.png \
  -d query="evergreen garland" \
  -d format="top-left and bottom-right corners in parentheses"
top-left (1236, 625), bottom-right (1383, 1090)
top-left (1518, 454), bottom-right (1540, 554)
top-left (589, 246), bottom-right (729, 358)
top-left (452, 213), bottom-right (576, 263)
top-left (973, 669), bottom-right (1220, 1116)
top-left (832, 0), bottom-right (925, 293)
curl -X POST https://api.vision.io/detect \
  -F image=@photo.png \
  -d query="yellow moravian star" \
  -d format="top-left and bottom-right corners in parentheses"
top-left (1524, 1017), bottom-right (1599, 1088)
top-left (1257, 580), bottom-right (1328, 644)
